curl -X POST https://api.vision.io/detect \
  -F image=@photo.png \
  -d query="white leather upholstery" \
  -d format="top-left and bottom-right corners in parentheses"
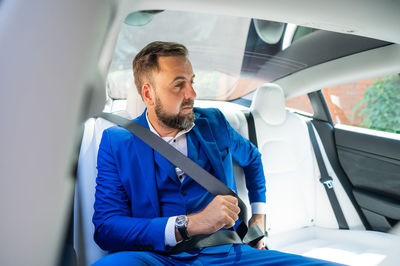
top-left (269, 227), bottom-right (399, 266)
top-left (74, 111), bottom-right (135, 265)
top-left (249, 83), bottom-right (399, 265)
top-left (74, 118), bottom-right (111, 265)
top-left (250, 84), bottom-right (364, 234)
top-left (252, 83), bottom-right (286, 125)
top-left (126, 86), bottom-right (146, 119)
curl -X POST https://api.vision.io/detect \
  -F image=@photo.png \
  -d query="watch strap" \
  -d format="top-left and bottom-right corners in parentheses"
top-left (176, 215), bottom-right (191, 241)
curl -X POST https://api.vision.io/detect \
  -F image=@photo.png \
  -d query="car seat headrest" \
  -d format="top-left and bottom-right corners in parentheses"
top-left (250, 83), bottom-right (286, 125)
top-left (126, 86), bottom-right (146, 119)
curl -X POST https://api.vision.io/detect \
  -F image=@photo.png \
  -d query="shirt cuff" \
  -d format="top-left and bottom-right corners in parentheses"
top-left (165, 216), bottom-right (178, 247)
top-left (251, 202), bottom-right (266, 214)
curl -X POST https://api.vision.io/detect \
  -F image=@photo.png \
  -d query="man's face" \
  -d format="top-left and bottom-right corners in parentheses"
top-left (150, 56), bottom-right (196, 131)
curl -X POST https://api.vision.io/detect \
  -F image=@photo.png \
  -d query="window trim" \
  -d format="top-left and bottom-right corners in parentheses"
top-left (308, 90), bottom-right (333, 123)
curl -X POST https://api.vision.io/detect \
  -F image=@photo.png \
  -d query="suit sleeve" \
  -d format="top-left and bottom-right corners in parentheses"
top-left (93, 129), bottom-right (169, 252)
top-left (218, 110), bottom-right (266, 204)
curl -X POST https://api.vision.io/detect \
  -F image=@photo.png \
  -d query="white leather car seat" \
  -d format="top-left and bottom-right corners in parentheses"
top-left (249, 83), bottom-right (400, 266)
top-left (74, 90), bottom-right (145, 265)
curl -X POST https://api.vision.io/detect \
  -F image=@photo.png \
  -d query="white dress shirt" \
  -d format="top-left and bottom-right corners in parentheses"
top-left (145, 112), bottom-right (266, 247)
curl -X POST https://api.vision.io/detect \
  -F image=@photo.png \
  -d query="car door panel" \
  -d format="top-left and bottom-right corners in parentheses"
top-left (335, 127), bottom-right (400, 231)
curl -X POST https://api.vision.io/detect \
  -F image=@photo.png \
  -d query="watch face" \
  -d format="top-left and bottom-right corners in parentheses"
top-left (176, 215), bottom-right (187, 227)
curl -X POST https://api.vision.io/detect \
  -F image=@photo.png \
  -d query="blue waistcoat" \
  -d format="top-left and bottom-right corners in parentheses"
top-left (156, 132), bottom-right (213, 218)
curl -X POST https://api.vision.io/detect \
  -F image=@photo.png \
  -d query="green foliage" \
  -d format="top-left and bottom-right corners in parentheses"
top-left (353, 75), bottom-right (400, 134)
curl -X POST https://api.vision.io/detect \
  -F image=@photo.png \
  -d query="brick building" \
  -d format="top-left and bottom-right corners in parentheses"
top-left (285, 78), bottom-right (379, 127)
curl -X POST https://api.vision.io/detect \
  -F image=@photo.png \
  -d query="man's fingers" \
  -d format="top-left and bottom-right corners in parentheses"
top-left (222, 215), bottom-right (236, 228)
top-left (223, 205), bottom-right (239, 222)
top-left (221, 195), bottom-right (239, 205)
top-left (223, 200), bottom-right (240, 215)
top-left (216, 195), bottom-right (240, 214)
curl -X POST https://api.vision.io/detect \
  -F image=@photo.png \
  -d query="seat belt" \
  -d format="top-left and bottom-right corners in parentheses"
top-left (242, 110), bottom-right (268, 249)
top-left (306, 121), bottom-right (349, 230)
top-left (100, 113), bottom-right (264, 251)
top-left (243, 110), bottom-right (258, 148)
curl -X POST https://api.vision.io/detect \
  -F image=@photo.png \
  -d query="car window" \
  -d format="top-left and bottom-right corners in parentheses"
top-left (108, 10), bottom-right (295, 101)
top-left (107, 10), bottom-right (388, 105)
top-left (322, 74), bottom-right (400, 134)
top-left (285, 95), bottom-right (314, 115)
top-left (291, 26), bottom-right (318, 44)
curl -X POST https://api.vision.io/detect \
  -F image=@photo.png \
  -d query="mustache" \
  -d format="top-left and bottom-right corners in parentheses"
top-left (180, 99), bottom-right (194, 109)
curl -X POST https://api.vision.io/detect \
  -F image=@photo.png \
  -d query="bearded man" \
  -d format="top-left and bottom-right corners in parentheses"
top-left (92, 41), bottom-right (340, 265)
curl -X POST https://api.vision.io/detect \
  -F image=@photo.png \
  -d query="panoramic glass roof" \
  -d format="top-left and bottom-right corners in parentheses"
top-left (107, 10), bottom-right (389, 101)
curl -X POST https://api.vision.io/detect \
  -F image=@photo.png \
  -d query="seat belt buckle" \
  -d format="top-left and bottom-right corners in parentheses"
top-left (320, 177), bottom-right (333, 189)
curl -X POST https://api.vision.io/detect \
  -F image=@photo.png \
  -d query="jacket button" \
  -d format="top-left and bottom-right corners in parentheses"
top-left (181, 191), bottom-right (187, 196)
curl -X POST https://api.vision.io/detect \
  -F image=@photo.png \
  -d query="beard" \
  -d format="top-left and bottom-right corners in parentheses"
top-left (155, 95), bottom-right (195, 131)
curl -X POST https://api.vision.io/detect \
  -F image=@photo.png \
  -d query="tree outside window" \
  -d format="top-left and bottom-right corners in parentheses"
top-left (353, 74), bottom-right (400, 134)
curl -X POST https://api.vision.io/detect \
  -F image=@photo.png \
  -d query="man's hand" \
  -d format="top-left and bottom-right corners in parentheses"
top-left (248, 214), bottom-right (265, 249)
top-left (186, 195), bottom-right (240, 236)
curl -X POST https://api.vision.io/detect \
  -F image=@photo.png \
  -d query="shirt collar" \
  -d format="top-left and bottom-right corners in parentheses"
top-left (145, 111), bottom-right (194, 139)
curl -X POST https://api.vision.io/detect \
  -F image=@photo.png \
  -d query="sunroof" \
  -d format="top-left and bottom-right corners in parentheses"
top-left (107, 10), bottom-right (390, 101)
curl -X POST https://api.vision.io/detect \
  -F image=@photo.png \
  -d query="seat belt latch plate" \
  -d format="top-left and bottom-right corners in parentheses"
top-left (320, 177), bottom-right (333, 189)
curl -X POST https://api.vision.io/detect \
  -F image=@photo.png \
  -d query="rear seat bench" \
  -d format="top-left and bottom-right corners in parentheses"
top-left (75, 83), bottom-right (399, 265)
top-left (215, 83), bottom-right (399, 266)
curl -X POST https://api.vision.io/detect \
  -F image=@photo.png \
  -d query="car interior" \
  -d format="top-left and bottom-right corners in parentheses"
top-left (1, 1), bottom-right (399, 266)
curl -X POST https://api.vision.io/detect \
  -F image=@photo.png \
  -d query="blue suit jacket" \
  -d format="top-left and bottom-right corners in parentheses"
top-left (93, 107), bottom-right (266, 253)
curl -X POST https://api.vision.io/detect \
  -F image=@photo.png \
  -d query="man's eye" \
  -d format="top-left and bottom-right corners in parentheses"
top-left (175, 82), bottom-right (185, 89)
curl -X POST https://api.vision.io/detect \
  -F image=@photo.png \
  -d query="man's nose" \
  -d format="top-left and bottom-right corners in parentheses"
top-left (184, 83), bottom-right (197, 99)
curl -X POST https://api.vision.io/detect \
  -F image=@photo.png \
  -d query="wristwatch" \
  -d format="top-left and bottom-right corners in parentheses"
top-left (175, 215), bottom-right (191, 241)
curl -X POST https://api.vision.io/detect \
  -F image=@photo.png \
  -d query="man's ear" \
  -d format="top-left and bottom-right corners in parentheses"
top-left (142, 83), bottom-right (155, 107)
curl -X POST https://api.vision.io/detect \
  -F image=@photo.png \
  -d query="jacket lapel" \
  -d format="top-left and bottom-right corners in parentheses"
top-left (154, 151), bottom-right (179, 184)
top-left (132, 111), bottom-right (161, 216)
top-left (191, 114), bottom-right (227, 182)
